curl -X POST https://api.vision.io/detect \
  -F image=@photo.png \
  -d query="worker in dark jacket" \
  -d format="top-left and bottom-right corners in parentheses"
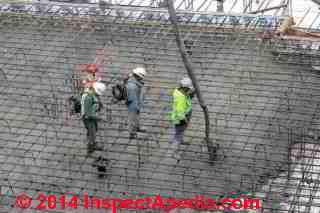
top-left (126, 67), bottom-right (147, 139)
top-left (81, 81), bottom-right (106, 154)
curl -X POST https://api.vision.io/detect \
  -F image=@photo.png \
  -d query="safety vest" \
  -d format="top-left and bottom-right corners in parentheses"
top-left (170, 88), bottom-right (192, 124)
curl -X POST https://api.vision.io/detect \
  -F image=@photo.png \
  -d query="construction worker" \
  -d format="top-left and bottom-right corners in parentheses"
top-left (169, 77), bottom-right (195, 159)
top-left (278, 16), bottom-right (296, 36)
top-left (126, 67), bottom-right (147, 139)
top-left (277, 16), bottom-right (320, 38)
top-left (81, 81), bottom-right (106, 154)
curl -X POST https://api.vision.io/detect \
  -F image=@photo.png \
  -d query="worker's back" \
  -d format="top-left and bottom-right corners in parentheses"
top-left (170, 88), bottom-right (192, 124)
top-left (279, 16), bottom-right (295, 34)
top-left (126, 76), bottom-right (143, 112)
top-left (81, 89), bottom-right (99, 119)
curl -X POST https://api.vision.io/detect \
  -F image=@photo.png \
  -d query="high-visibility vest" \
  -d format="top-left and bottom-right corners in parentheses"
top-left (170, 88), bottom-right (192, 124)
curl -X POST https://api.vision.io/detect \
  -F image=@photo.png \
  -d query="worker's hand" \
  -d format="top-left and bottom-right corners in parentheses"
top-left (184, 119), bottom-right (190, 128)
top-left (182, 118), bottom-right (189, 126)
top-left (97, 102), bottom-right (103, 112)
top-left (186, 89), bottom-right (195, 99)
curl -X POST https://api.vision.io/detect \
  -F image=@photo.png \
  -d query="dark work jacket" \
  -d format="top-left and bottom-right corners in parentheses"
top-left (126, 77), bottom-right (144, 113)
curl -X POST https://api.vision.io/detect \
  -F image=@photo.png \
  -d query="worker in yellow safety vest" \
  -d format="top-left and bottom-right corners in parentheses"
top-left (170, 77), bottom-right (195, 146)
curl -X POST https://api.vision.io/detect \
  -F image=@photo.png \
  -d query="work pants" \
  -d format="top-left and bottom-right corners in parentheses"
top-left (173, 122), bottom-right (188, 144)
top-left (173, 110), bottom-right (192, 144)
top-left (82, 117), bottom-right (98, 148)
top-left (128, 110), bottom-right (140, 136)
top-left (168, 111), bottom-right (192, 159)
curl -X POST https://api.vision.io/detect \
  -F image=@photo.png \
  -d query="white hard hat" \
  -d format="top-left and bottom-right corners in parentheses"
top-left (180, 77), bottom-right (193, 89)
top-left (132, 67), bottom-right (147, 79)
top-left (93, 81), bottom-right (106, 96)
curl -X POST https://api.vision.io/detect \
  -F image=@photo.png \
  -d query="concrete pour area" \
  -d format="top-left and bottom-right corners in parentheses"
top-left (0, 13), bottom-right (320, 213)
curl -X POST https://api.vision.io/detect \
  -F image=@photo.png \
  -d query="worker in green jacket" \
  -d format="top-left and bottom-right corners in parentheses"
top-left (81, 81), bottom-right (106, 155)
top-left (169, 77), bottom-right (195, 159)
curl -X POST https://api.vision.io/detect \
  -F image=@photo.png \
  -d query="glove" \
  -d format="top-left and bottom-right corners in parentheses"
top-left (189, 90), bottom-right (196, 99)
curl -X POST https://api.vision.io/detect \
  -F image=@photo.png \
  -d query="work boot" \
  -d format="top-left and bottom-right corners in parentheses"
top-left (94, 144), bottom-right (104, 151)
top-left (137, 128), bottom-right (147, 133)
top-left (180, 140), bottom-right (190, 145)
top-left (87, 144), bottom-right (95, 155)
top-left (129, 133), bottom-right (137, 139)
top-left (95, 146), bottom-right (103, 151)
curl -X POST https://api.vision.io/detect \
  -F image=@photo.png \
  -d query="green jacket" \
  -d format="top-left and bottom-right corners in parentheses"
top-left (81, 90), bottom-right (100, 119)
top-left (170, 88), bottom-right (192, 124)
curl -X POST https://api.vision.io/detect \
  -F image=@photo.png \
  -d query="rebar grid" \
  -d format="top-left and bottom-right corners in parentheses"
top-left (0, 1), bottom-right (320, 213)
